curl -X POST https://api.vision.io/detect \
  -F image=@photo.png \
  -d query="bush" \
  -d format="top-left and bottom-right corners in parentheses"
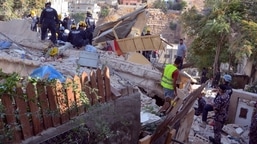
top-left (168, 0), bottom-right (187, 11)
top-left (71, 13), bottom-right (85, 24)
top-left (245, 81), bottom-right (257, 94)
top-left (99, 6), bottom-right (109, 18)
top-left (153, 0), bottom-right (168, 13)
top-left (169, 21), bottom-right (177, 30)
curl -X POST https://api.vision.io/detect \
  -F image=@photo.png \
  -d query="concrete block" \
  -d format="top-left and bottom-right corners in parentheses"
top-left (77, 51), bottom-right (99, 68)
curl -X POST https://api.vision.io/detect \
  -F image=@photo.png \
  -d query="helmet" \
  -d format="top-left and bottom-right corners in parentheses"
top-left (59, 26), bottom-right (65, 31)
top-left (30, 10), bottom-right (36, 16)
top-left (223, 74), bottom-right (232, 83)
top-left (58, 14), bottom-right (62, 20)
top-left (86, 11), bottom-right (92, 16)
top-left (71, 24), bottom-right (77, 30)
top-left (79, 21), bottom-right (87, 27)
top-left (45, 2), bottom-right (51, 6)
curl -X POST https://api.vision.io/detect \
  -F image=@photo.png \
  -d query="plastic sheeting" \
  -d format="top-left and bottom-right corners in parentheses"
top-left (0, 41), bottom-right (12, 49)
top-left (30, 65), bottom-right (65, 82)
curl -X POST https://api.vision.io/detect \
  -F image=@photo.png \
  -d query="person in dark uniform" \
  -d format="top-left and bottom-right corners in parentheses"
top-left (200, 74), bottom-right (233, 128)
top-left (39, 2), bottom-right (58, 44)
top-left (85, 11), bottom-right (95, 33)
top-left (68, 22), bottom-right (90, 48)
top-left (209, 84), bottom-right (230, 144)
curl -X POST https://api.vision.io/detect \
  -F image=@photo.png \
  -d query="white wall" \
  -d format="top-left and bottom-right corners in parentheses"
top-left (51, 0), bottom-right (69, 15)
top-left (234, 99), bottom-right (255, 128)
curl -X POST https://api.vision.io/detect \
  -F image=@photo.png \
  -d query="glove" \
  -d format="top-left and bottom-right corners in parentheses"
top-left (37, 24), bottom-right (41, 27)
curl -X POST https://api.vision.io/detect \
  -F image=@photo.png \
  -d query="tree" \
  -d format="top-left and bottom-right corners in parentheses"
top-left (181, 0), bottom-right (256, 77)
top-left (153, 0), bottom-right (167, 13)
top-left (0, 0), bottom-right (45, 20)
top-left (0, 0), bottom-right (14, 20)
top-left (99, 6), bottom-right (109, 18)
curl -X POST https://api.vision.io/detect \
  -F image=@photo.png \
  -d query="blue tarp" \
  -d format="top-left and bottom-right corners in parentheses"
top-left (0, 41), bottom-right (12, 49)
top-left (30, 65), bottom-right (65, 82)
top-left (85, 45), bottom-right (97, 53)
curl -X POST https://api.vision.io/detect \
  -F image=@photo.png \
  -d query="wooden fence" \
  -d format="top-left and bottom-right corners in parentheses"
top-left (0, 67), bottom-right (112, 143)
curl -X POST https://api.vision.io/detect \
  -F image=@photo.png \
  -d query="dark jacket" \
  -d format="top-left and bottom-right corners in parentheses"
top-left (39, 6), bottom-right (58, 24)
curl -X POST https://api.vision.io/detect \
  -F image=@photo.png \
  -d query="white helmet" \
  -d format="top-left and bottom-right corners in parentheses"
top-left (223, 74), bottom-right (232, 83)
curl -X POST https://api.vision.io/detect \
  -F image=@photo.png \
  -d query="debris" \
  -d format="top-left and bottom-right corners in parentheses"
top-left (77, 51), bottom-right (99, 68)
top-left (30, 65), bottom-right (65, 82)
top-left (0, 41), bottom-right (12, 49)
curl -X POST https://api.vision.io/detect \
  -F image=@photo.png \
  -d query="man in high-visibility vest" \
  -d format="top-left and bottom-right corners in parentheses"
top-left (159, 57), bottom-right (182, 114)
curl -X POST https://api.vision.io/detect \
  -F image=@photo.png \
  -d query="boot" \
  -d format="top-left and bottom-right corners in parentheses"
top-left (200, 121), bottom-right (207, 128)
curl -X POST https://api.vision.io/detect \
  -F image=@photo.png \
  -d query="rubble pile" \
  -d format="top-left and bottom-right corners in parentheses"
top-left (190, 115), bottom-right (250, 144)
top-left (189, 88), bottom-right (251, 144)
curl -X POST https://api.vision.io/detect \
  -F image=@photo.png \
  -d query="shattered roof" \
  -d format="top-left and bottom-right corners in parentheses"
top-left (93, 5), bottom-right (147, 43)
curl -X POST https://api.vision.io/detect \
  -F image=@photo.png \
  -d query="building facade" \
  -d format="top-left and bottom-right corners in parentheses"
top-left (119, 0), bottom-right (142, 5)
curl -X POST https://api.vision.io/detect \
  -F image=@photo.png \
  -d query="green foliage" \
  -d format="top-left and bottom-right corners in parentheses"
top-left (169, 21), bottom-right (177, 30)
top-left (0, 70), bottom-right (21, 96)
top-left (168, 0), bottom-right (187, 10)
top-left (181, 0), bottom-right (257, 75)
top-left (0, 0), bottom-right (45, 21)
top-left (153, 0), bottom-right (167, 13)
top-left (245, 81), bottom-right (257, 94)
top-left (71, 13), bottom-right (85, 24)
top-left (99, 6), bottom-right (110, 18)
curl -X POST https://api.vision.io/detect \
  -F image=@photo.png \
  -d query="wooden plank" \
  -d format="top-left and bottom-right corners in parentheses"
top-left (120, 87), bottom-right (128, 96)
top-left (46, 85), bottom-right (61, 127)
top-left (1, 94), bottom-right (21, 143)
top-left (81, 72), bottom-right (92, 106)
top-left (15, 88), bottom-right (33, 139)
top-left (139, 135), bottom-right (151, 144)
top-left (65, 78), bottom-right (77, 118)
top-left (111, 85), bottom-right (121, 97)
top-left (165, 129), bottom-right (176, 144)
top-left (36, 82), bottom-right (52, 129)
top-left (175, 109), bottom-right (195, 143)
top-left (151, 83), bottom-right (208, 143)
top-left (127, 87), bottom-right (134, 95)
top-left (26, 83), bottom-right (43, 135)
top-left (56, 81), bottom-right (69, 124)
top-left (74, 75), bottom-right (84, 114)
top-left (104, 67), bottom-right (111, 101)
top-left (90, 71), bottom-right (98, 104)
top-left (96, 69), bottom-right (105, 103)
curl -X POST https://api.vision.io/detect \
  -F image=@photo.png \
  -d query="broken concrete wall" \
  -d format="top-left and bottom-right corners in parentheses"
top-left (0, 19), bottom-right (49, 50)
top-left (228, 89), bottom-right (257, 123)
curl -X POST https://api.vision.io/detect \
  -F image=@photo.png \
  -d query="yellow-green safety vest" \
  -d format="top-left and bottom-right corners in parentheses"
top-left (161, 64), bottom-right (177, 90)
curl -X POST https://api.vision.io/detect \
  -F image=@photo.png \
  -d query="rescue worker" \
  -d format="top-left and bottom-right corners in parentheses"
top-left (39, 2), bottom-right (59, 45)
top-left (57, 26), bottom-right (68, 42)
top-left (68, 22), bottom-right (89, 48)
top-left (209, 84), bottom-right (230, 144)
top-left (142, 29), bottom-right (152, 61)
top-left (28, 10), bottom-right (39, 32)
top-left (62, 13), bottom-right (75, 30)
top-left (56, 14), bottom-right (64, 33)
top-left (201, 74), bottom-right (233, 128)
top-left (249, 102), bottom-right (257, 144)
top-left (80, 21), bottom-right (93, 45)
top-left (195, 92), bottom-right (206, 116)
top-left (85, 11), bottom-right (95, 33)
top-left (158, 57), bottom-right (182, 114)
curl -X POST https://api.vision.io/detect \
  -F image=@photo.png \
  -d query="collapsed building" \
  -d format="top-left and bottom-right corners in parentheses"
top-left (0, 5), bottom-right (256, 144)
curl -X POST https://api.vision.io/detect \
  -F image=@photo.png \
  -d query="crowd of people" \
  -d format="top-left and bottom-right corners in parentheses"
top-left (28, 2), bottom-right (95, 48)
